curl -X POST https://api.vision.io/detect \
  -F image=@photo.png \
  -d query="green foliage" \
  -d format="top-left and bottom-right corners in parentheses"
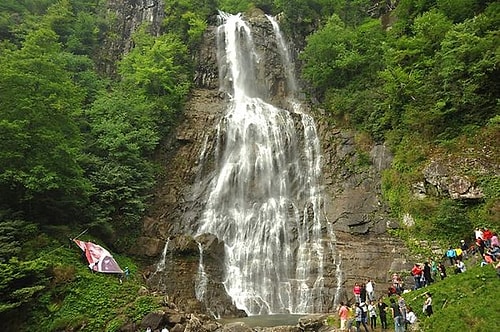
top-left (218, 0), bottom-right (253, 13)
top-left (475, 176), bottom-right (500, 227)
top-left (433, 12), bottom-right (499, 138)
top-left (125, 296), bottom-right (160, 323)
top-left (119, 27), bottom-right (191, 115)
top-left (42, 0), bottom-right (74, 45)
top-left (0, 219), bottom-right (50, 317)
top-left (394, 0), bottom-right (438, 32)
top-left (381, 169), bottom-right (412, 217)
top-left (0, 0), bottom-right (498, 330)
top-left (436, 0), bottom-right (479, 22)
top-left (0, 27), bottom-right (91, 223)
top-left (302, 0), bottom-right (499, 250)
top-left (301, 15), bottom-right (384, 92)
top-left (163, 0), bottom-right (215, 48)
top-left (0, 217), bottom-right (37, 262)
top-left (65, 11), bottom-right (100, 55)
top-left (20, 237), bottom-right (154, 332)
top-left (432, 200), bottom-right (472, 242)
top-left (82, 90), bottom-right (159, 238)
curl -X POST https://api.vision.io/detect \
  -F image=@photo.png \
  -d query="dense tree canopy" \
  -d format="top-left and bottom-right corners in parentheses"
top-left (0, 27), bottom-right (90, 224)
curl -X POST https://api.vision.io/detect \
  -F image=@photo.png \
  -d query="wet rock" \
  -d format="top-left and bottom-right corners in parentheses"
top-left (219, 322), bottom-right (253, 332)
top-left (98, 0), bottom-right (165, 75)
top-left (255, 326), bottom-right (302, 332)
top-left (298, 314), bottom-right (332, 331)
top-left (140, 311), bottom-right (166, 330)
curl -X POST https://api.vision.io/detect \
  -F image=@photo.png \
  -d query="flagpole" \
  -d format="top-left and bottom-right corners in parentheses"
top-left (71, 228), bottom-right (89, 241)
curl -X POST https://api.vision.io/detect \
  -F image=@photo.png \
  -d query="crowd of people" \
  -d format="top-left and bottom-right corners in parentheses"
top-left (336, 226), bottom-right (499, 331)
top-left (337, 289), bottom-right (428, 332)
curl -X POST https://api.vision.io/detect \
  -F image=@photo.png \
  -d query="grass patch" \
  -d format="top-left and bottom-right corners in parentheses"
top-left (22, 238), bottom-right (160, 332)
top-left (402, 263), bottom-right (500, 331)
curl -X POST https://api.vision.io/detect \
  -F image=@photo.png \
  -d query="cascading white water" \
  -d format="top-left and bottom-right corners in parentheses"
top-left (266, 15), bottom-right (297, 97)
top-left (193, 12), bottom-right (337, 315)
top-left (195, 242), bottom-right (208, 301)
top-left (154, 239), bottom-right (170, 273)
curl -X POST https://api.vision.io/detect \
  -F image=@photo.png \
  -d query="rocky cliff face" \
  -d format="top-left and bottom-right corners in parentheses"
top-left (134, 10), bottom-right (416, 316)
top-left (98, 0), bottom-right (165, 75)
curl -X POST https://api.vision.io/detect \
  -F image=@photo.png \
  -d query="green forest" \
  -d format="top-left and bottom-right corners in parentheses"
top-left (0, 0), bottom-right (498, 331)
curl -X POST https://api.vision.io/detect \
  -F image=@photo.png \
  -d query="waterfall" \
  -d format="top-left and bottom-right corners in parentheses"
top-left (195, 242), bottom-right (208, 301)
top-left (154, 239), bottom-right (170, 273)
top-left (266, 15), bottom-right (297, 97)
top-left (192, 12), bottom-right (337, 315)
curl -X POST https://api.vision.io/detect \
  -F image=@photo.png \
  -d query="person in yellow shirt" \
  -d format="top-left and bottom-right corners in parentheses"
top-left (455, 247), bottom-right (463, 260)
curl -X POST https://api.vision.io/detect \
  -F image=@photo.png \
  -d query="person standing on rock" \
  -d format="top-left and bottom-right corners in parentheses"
top-left (397, 293), bottom-right (407, 324)
top-left (423, 261), bottom-right (433, 286)
top-left (365, 279), bottom-right (375, 301)
top-left (454, 259), bottom-right (466, 274)
top-left (360, 283), bottom-right (367, 304)
top-left (377, 297), bottom-right (389, 330)
top-left (355, 302), bottom-right (370, 332)
top-left (368, 300), bottom-right (377, 330)
top-left (411, 264), bottom-right (423, 290)
top-left (353, 283), bottom-right (361, 303)
top-left (423, 292), bottom-right (433, 317)
top-left (446, 246), bottom-right (457, 265)
top-left (460, 240), bottom-right (469, 259)
top-left (438, 262), bottom-right (447, 280)
top-left (338, 301), bottom-right (349, 331)
top-left (390, 298), bottom-right (405, 332)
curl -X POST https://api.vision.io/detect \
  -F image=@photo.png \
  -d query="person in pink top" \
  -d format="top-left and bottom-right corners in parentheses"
top-left (491, 232), bottom-right (499, 248)
top-left (353, 283), bottom-right (361, 303)
top-left (338, 301), bottom-right (349, 331)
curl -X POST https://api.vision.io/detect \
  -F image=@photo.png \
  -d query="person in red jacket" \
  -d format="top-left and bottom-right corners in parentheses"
top-left (411, 264), bottom-right (423, 290)
top-left (483, 228), bottom-right (493, 247)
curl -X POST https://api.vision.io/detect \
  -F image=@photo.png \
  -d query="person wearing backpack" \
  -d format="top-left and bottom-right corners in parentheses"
top-left (390, 298), bottom-right (405, 332)
top-left (355, 302), bottom-right (370, 332)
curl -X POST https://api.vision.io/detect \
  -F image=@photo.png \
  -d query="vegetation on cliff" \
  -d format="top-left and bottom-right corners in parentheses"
top-left (0, 0), bottom-right (498, 331)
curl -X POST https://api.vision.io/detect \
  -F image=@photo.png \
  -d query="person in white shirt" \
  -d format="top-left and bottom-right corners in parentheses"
top-left (365, 279), bottom-right (375, 301)
top-left (475, 228), bottom-right (484, 241)
top-left (406, 307), bottom-right (417, 324)
top-left (423, 292), bottom-right (433, 317)
top-left (454, 259), bottom-right (466, 274)
top-left (368, 300), bottom-right (378, 330)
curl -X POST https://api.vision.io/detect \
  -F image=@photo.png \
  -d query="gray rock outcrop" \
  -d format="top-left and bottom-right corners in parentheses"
top-left (422, 160), bottom-right (485, 200)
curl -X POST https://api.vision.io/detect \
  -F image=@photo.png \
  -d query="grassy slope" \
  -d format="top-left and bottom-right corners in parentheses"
top-left (16, 236), bottom-right (161, 332)
top-left (402, 263), bottom-right (500, 331)
top-left (326, 261), bottom-right (499, 332)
